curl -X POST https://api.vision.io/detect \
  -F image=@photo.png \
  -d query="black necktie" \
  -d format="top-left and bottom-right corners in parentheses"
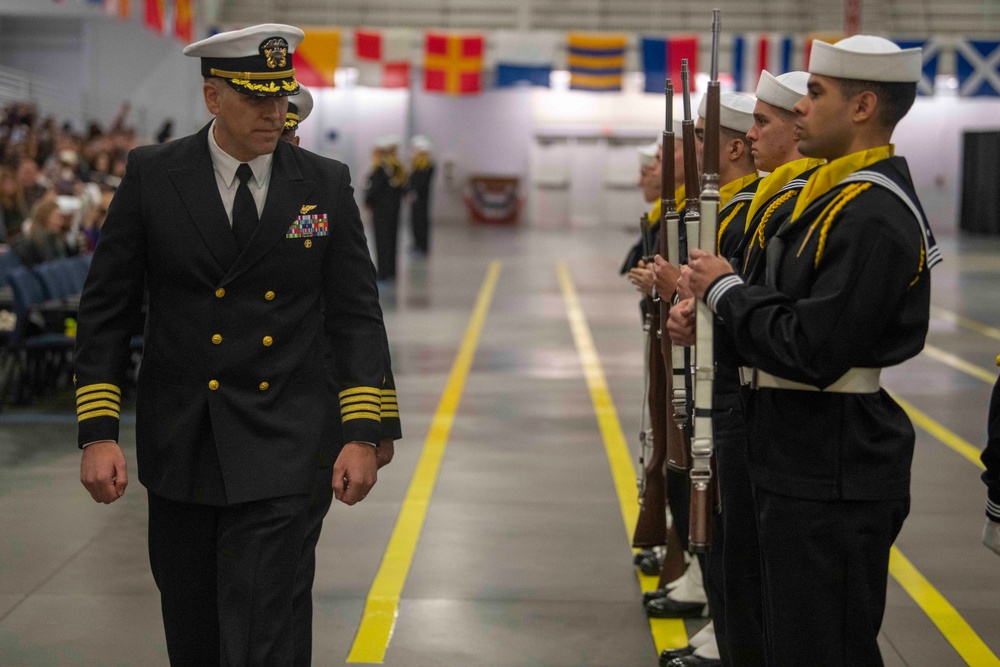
top-left (233, 163), bottom-right (259, 251)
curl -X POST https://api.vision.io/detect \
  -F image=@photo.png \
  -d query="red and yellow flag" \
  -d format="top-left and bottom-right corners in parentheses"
top-left (296, 29), bottom-right (341, 88)
top-left (424, 32), bottom-right (484, 95)
top-left (174, 0), bottom-right (193, 43)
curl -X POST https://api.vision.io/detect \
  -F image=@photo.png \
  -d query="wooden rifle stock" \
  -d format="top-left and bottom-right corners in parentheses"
top-left (688, 9), bottom-right (722, 553)
top-left (633, 210), bottom-right (668, 548)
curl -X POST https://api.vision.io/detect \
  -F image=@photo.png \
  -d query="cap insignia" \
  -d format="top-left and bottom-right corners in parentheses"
top-left (261, 38), bottom-right (288, 69)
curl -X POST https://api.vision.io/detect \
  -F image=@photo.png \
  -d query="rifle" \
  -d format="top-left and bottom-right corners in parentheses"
top-left (655, 77), bottom-right (688, 584)
top-left (669, 59), bottom-right (700, 474)
top-left (633, 214), bottom-right (668, 550)
top-left (688, 9), bottom-right (722, 553)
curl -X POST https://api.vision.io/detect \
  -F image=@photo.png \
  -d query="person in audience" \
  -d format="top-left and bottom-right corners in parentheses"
top-left (14, 198), bottom-right (75, 266)
top-left (0, 165), bottom-right (27, 243)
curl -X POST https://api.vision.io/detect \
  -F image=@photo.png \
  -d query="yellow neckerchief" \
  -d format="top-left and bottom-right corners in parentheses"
top-left (646, 198), bottom-right (662, 226)
top-left (675, 184), bottom-right (686, 213)
top-left (746, 157), bottom-right (826, 227)
top-left (383, 155), bottom-right (407, 187)
top-left (719, 172), bottom-right (759, 210)
top-left (791, 145), bottom-right (894, 221)
top-left (412, 154), bottom-right (433, 171)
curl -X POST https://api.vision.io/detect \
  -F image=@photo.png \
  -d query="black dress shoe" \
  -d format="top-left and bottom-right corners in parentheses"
top-left (658, 644), bottom-right (695, 665)
top-left (645, 595), bottom-right (706, 618)
top-left (663, 655), bottom-right (722, 667)
top-left (642, 586), bottom-right (676, 605)
top-left (636, 551), bottom-right (661, 575)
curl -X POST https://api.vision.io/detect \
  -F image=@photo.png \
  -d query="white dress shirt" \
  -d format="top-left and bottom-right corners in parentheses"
top-left (207, 119), bottom-right (272, 225)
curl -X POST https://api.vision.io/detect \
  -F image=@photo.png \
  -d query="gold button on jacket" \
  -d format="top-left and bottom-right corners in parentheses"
top-left (215, 288), bottom-right (225, 298)
top-left (209, 380), bottom-right (220, 391)
top-left (264, 291), bottom-right (275, 301)
top-left (263, 336), bottom-right (273, 347)
top-left (212, 334), bottom-right (223, 345)
top-left (259, 382), bottom-right (270, 391)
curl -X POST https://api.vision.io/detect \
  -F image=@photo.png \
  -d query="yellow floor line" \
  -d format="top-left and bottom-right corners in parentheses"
top-left (888, 391), bottom-right (985, 470)
top-left (886, 389), bottom-right (998, 664)
top-left (890, 547), bottom-right (1000, 667)
top-left (346, 262), bottom-right (502, 664)
top-left (932, 306), bottom-right (1000, 342)
top-left (923, 344), bottom-right (998, 385)
top-left (557, 262), bottom-right (688, 654)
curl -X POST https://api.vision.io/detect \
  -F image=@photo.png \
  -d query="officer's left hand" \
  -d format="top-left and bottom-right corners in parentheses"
top-left (983, 518), bottom-right (1000, 557)
top-left (333, 442), bottom-right (377, 506)
top-left (628, 261), bottom-right (655, 296)
top-left (686, 248), bottom-right (735, 301)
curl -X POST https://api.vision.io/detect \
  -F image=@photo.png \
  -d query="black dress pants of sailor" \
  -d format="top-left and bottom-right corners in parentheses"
top-left (147, 480), bottom-right (319, 666)
top-left (754, 488), bottom-right (909, 667)
top-left (710, 395), bottom-right (766, 666)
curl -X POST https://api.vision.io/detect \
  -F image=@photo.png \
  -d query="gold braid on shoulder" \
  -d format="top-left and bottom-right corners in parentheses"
top-left (813, 182), bottom-right (872, 267)
top-left (715, 202), bottom-right (745, 253)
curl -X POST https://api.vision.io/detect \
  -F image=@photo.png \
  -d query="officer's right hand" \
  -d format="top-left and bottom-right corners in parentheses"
top-left (983, 518), bottom-right (1000, 557)
top-left (80, 440), bottom-right (128, 504)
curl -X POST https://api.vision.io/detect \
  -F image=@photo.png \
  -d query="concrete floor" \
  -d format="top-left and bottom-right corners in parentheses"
top-left (1, 222), bottom-right (998, 666)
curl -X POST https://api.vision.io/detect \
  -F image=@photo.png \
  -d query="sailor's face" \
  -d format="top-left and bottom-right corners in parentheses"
top-left (793, 75), bottom-right (854, 161)
top-left (747, 100), bottom-right (798, 173)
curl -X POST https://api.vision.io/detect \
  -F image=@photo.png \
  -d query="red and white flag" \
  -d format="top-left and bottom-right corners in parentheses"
top-left (354, 28), bottom-right (413, 89)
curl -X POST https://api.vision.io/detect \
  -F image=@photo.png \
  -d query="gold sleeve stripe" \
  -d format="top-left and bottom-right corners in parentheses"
top-left (343, 411), bottom-right (380, 423)
top-left (77, 392), bottom-right (122, 406)
top-left (381, 410), bottom-right (400, 418)
top-left (339, 386), bottom-right (381, 399)
top-left (77, 400), bottom-right (122, 416)
top-left (380, 389), bottom-right (397, 397)
top-left (340, 395), bottom-right (381, 407)
top-left (380, 398), bottom-right (399, 407)
top-left (76, 383), bottom-right (121, 398)
top-left (342, 403), bottom-right (380, 416)
top-left (78, 409), bottom-right (121, 422)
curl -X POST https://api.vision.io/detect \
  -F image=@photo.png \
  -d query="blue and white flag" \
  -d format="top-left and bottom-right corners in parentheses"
top-left (731, 33), bottom-right (795, 93)
top-left (490, 31), bottom-right (557, 88)
top-left (894, 38), bottom-right (939, 96)
top-left (955, 39), bottom-right (1000, 97)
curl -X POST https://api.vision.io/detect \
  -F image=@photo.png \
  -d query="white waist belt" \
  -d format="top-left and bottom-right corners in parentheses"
top-left (739, 367), bottom-right (882, 393)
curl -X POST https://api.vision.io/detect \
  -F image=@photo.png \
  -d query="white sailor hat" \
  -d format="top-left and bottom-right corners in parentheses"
top-left (698, 92), bottom-right (756, 134)
top-left (755, 70), bottom-right (810, 112)
top-left (411, 135), bottom-right (433, 152)
top-left (637, 141), bottom-right (660, 168)
top-left (184, 23), bottom-right (303, 97)
top-left (285, 85), bottom-right (313, 131)
top-left (809, 35), bottom-right (922, 83)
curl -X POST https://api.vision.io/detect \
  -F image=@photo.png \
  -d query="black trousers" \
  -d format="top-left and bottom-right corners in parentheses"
top-left (411, 202), bottom-right (430, 254)
top-left (373, 210), bottom-right (399, 280)
top-left (147, 467), bottom-right (329, 666)
top-left (754, 488), bottom-right (909, 666)
top-left (710, 397), bottom-right (766, 667)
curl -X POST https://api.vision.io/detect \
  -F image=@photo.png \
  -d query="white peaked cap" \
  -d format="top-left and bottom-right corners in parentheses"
top-left (637, 141), bottom-right (659, 167)
top-left (183, 23), bottom-right (304, 58)
top-left (383, 134), bottom-right (400, 148)
top-left (698, 92), bottom-right (756, 133)
top-left (411, 135), bottom-right (433, 151)
top-left (755, 70), bottom-right (809, 112)
top-left (809, 35), bottom-right (922, 83)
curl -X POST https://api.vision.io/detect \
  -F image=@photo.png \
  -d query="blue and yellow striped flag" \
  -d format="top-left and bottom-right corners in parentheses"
top-left (568, 33), bottom-right (627, 92)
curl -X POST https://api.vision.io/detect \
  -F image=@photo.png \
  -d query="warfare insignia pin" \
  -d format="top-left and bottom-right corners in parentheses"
top-left (286, 214), bottom-right (329, 239)
top-left (300, 204), bottom-right (317, 215)
top-left (261, 38), bottom-right (288, 69)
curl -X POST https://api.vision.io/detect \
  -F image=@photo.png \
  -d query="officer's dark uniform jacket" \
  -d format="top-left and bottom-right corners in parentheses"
top-left (704, 151), bottom-right (937, 501)
top-left (75, 123), bottom-right (389, 505)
